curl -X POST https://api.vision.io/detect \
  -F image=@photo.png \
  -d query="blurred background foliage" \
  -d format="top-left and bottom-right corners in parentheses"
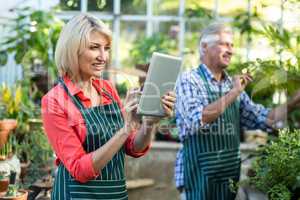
top-left (0, 0), bottom-right (298, 193)
top-left (0, 0), bottom-right (298, 125)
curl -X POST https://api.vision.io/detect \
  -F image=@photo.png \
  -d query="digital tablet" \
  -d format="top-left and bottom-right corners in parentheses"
top-left (137, 52), bottom-right (182, 116)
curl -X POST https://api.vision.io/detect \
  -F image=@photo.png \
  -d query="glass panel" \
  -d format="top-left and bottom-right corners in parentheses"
top-left (87, 0), bottom-right (113, 12)
top-left (59, 0), bottom-right (80, 11)
top-left (120, 21), bottom-right (146, 67)
top-left (121, 0), bottom-right (146, 15)
top-left (153, 0), bottom-right (179, 15)
top-left (185, 0), bottom-right (214, 19)
top-left (184, 20), bottom-right (212, 69)
top-left (218, 0), bottom-right (248, 16)
top-left (153, 22), bottom-right (179, 55)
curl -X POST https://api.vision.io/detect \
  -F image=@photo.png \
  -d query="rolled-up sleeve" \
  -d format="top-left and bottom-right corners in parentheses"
top-left (175, 73), bottom-right (207, 135)
top-left (41, 95), bottom-right (99, 183)
top-left (239, 91), bottom-right (272, 131)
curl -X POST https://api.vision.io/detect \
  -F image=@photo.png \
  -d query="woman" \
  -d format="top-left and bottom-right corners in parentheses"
top-left (41, 13), bottom-right (175, 200)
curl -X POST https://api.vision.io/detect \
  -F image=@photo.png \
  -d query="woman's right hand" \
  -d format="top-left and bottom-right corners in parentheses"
top-left (123, 88), bottom-right (142, 134)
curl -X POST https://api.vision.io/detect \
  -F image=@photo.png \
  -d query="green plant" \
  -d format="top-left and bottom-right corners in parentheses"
top-left (115, 82), bottom-right (129, 98)
top-left (248, 129), bottom-right (300, 200)
top-left (0, 135), bottom-right (16, 160)
top-left (0, 7), bottom-right (64, 102)
top-left (130, 33), bottom-right (177, 65)
top-left (0, 7), bottom-right (64, 79)
top-left (5, 184), bottom-right (18, 197)
top-left (0, 84), bottom-right (22, 120)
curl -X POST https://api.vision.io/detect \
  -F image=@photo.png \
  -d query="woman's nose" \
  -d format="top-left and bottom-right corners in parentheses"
top-left (97, 47), bottom-right (106, 60)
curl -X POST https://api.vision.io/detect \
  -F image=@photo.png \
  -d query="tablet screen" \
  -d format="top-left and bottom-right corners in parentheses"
top-left (137, 52), bottom-right (182, 116)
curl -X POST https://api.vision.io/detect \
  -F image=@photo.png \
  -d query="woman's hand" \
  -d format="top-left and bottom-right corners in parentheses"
top-left (161, 91), bottom-right (176, 118)
top-left (142, 91), bottom-right (176, 125)
top-left (123, 88), bottom-right (142, 134)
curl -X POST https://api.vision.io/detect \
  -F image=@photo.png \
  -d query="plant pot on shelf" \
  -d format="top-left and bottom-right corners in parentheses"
top-left (0, 179), bottom-right (9, 194)
top-left (0, 189), bottom-right (28, 200)
top-left (0, 120), bottom-right (17, 150)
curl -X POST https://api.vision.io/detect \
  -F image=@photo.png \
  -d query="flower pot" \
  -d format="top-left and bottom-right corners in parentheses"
top-left (0, 120), bottom-right (17, 149)
top-left (0, 179), bottom-right (9, 193)
top-left (0, 189), bottom-right (28, 200)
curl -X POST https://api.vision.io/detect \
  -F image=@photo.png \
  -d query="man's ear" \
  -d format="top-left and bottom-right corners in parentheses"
top-left (202, 43), bottom-right (208, 53)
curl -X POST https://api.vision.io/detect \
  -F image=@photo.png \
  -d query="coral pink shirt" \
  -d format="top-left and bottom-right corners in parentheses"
top-left (41, 76), bottom-right (149, 183)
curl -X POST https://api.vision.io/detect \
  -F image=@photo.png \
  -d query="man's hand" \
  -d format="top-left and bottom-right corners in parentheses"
top-left (288, 89), bottom-right (300, 110)
top-left (232, 74), bottom-right (253, 93)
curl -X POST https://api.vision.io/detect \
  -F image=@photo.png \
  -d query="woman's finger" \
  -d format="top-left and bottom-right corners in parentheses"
top-left (162, 98), bottom-right (174, 108)
top-left (163, 104), bottom-right (173, 117)
top-left (167, 91), bottom-right (176, 98)
top-left (125, 103), bottom-right (138, 113)
top-left (162, 94), bottom-right (176, 103)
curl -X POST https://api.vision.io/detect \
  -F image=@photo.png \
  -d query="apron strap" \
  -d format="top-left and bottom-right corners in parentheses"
top-left (58, 78), bottom-right (85, 110)
top-left (58, 77), bottom-right (116, 111)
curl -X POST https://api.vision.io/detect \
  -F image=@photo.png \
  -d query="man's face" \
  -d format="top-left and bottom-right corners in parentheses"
top-left (205, 32), bottom-right (233, 69)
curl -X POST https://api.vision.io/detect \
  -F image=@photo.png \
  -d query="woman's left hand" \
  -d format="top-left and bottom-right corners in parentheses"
top-left (161, 91), bottom-right (176, 118)
top-left (142, 91), bottom-right (176, 125)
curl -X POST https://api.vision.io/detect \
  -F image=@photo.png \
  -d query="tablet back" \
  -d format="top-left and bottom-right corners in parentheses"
top-left (137, 52), bottom-right (182, 116)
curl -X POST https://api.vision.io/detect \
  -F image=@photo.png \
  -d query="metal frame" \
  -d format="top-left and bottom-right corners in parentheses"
top-left (0, 0), bottom-right (288, 84)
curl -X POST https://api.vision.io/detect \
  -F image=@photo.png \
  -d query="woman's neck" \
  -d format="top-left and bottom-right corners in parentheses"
top-left (73, 76), bottom-right (94, 93)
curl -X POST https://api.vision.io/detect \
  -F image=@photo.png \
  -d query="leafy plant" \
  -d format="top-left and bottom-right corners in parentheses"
top-left (0, 7), bottom-right (63, 74)
top-left (0, 135), bottom-right (16, 160)
top-left (0, 84), bottom-right (22, 120)
top-left (5, 184), bottom-right (18, 197)
top-left (0, 7), bottom-right (64, 99)
top-left (248, 129), bottom-right (300, 200)
top-left (130, 33), bottom-right (177, 65)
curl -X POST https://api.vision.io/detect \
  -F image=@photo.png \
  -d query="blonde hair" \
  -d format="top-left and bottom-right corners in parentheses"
top-left (55, 13), bottom-right (112, 78)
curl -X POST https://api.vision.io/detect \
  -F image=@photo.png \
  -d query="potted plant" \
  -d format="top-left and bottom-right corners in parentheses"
top-left (0, 171), bottom-right (28, 200)
top-left (0, 84), bottom-right (20, 149)
top-left (0, 172), bottom-right (9, 194)
top-left (0, 7), bottom-right (64, 100)
top-left (232, 129), bottom-right (300, 200)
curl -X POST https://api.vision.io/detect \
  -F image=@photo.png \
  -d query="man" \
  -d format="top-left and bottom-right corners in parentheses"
top-left (174, 23), bottom-right (300, 200)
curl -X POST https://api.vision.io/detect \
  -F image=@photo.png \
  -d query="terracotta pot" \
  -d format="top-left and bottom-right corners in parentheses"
top-left (0, 190), bottom-right (28, 200)
top-left (0, 179), bottom-right (9, 193)
top-left (0, 120), bottom-right (17, 149)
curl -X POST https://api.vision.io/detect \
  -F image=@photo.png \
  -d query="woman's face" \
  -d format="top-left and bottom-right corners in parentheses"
top-left (78, 31), bottom-right (110, 80)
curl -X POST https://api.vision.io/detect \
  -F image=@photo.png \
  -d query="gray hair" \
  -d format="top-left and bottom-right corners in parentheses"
top-left (199, 23), bottom-right (232, 58)
top-left (55, 13), bottom-right (112, 79)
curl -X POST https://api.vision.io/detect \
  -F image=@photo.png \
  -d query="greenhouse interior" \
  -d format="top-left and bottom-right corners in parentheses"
top-left (0, 0), bottom-right (300, 200)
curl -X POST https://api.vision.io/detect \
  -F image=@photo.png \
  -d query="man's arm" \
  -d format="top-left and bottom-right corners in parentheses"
top-left (266, 90), bottom-right (300, 127)
top-left (202, 74), bottom-right (252, 125)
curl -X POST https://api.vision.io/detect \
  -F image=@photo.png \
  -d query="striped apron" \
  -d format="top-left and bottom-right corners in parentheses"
top-left (51, 79), bottom-right (128, 200)
top-left (183, 68), bottom-right (241, 200)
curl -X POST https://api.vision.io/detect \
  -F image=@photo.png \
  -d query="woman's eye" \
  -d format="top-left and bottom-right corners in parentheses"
top-left (104, 46), bottom-right (111, 51)
top-left (90, 46), bottom-right (98, 49)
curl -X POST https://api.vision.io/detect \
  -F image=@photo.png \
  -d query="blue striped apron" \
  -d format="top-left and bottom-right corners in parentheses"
top-left (51, 78), bottom-right (128, 200)
top-left (183, 67), bottom-right (241, 200)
